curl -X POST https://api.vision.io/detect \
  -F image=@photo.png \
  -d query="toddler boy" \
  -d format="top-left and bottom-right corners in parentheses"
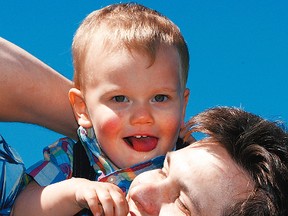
top-left (13, 3), bottom-right (190, 215)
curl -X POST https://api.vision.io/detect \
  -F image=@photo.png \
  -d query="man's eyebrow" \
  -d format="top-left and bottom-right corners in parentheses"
top-left (187, 191), bottom-right (202, 215)
top-left (169, 152), bottom-right (202, 215)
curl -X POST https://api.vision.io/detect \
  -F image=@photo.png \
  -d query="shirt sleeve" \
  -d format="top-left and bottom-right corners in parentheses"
top-left (0, 135), bottom-right (27, 216)
top-left (26, 137), bottom-right (76, 186)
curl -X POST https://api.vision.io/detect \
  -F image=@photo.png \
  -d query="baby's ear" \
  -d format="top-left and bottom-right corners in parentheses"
top-left (68, 88), bottom-right (92, 128)
top-left (181, 88), bottom-right (190, 125)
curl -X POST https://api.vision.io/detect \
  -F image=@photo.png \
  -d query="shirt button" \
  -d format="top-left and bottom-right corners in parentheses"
top-left (108, 176), bottom-right (116, 183)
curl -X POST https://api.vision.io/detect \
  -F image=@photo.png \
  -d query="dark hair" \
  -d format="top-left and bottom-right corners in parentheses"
top-left (185, 107), bottom-right (288, 216)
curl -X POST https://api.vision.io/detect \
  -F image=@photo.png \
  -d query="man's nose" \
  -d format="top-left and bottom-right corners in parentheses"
top-left (128, 181), bottom-right (166, 215)
top-left (129, 102), bottom-right (154, 125)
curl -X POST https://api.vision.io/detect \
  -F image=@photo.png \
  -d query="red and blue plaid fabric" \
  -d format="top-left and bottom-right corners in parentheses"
top-left (27, 126), bottom-right (164, 194)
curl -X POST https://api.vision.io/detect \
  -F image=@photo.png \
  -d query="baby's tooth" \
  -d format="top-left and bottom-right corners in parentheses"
top-left (135, 135), bottom-right (148, 138)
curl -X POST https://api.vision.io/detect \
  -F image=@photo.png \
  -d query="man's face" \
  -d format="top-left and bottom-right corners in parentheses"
top-left (75, 34), bottom-right (189, 168)
top-left (127, 141), bottom-right (253, 215)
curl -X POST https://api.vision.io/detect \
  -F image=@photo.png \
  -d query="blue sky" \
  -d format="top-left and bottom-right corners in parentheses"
top-left (1, 0), bottom-right (287, 166)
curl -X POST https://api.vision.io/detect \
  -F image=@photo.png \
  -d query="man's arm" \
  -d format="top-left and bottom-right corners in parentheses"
top-left (0, 37), bottom-right (77, 139)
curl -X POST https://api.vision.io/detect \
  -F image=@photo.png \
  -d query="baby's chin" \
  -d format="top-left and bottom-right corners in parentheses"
top-left (116, 152), bottom-right (162, 168)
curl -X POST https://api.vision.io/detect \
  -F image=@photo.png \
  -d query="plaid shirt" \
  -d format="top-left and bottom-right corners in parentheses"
top-left (0, 135), bottom-right (28, 215)
top-left (27, 126), bottom-right (164, 194)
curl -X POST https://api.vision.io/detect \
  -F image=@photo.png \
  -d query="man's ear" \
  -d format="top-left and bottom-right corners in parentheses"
top-left (68, 88), bottom-right (92, 128)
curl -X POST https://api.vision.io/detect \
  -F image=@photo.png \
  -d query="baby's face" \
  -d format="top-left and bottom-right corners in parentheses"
top-left (80, 35), bottom-right (189, 168)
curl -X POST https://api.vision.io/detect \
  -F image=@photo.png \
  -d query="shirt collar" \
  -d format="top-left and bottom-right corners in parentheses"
top-left (77, 126), bottom-right (117, 178)
top-left (77, 126), bottom-right (165, 194)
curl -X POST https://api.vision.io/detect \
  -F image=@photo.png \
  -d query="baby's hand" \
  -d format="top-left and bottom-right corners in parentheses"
top-left (73, 178), bottom-right (128, 216)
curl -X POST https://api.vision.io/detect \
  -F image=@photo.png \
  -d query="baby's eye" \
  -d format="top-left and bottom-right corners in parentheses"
top-left (152, 94), bottom-right (168, 102)
top-left (112, 95), bottom-right (129, 102)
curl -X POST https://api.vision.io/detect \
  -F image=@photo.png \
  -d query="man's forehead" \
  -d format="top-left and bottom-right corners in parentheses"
top-left (169, 142), bottom-right (253, 214)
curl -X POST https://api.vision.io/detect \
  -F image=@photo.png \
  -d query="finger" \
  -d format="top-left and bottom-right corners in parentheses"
top-left (180, 128), bottom-right (196, 144)
top-left (97, 190), bottom-right (115, 216)
top-left (75, 188), bottom-right (95, 210)
top-left (89, 203), bottom-right (104, 216)
top-left (109, 189), bottom-right (129, 216)
top-left (81, 189), bottom-right (103, 216)
top-left (93, 203), bottom-right (104, 216)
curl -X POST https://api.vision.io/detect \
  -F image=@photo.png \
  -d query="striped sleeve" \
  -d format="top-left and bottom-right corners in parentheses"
top-left (27, 137), bottom-right (75, 186)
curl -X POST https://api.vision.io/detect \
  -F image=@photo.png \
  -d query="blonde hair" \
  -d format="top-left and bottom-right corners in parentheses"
top-left (72, 3), bottom-right (189, 90)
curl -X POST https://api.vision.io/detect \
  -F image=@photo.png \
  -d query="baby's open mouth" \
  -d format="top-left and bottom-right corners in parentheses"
top-left (124, 135), bottom-right (158, 152)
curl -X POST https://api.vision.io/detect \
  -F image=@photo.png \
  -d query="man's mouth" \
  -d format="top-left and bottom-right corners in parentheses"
top-left (129, 212), bottom-right (137, 216)
top-left (124, 135), bottom-right (158, 152)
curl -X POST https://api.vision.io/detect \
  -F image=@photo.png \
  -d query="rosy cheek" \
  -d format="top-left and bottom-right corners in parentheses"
top-left (98, 115), bottom-right (121, 135)
top-left (164, 117), bottom-right (182, 137)
top-left (165, 110), bottom-right (182, 126)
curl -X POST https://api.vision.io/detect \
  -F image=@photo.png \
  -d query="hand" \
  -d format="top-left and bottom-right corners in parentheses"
top-left (180, 124), bottom-right (196, 144)
top-left (74, 178), bottom-right (129, 216)
top-left (176, 126), bottom-right (196, 149)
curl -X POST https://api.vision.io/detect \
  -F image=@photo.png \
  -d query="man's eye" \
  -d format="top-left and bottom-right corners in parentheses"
top-left (152, 94), bottom-right (168, 102)
top-left (160, 168), bottom-right (168, 177)
top-left (112, 95), bottom-right (128, 102)
top-left (176, 198), bottom-right (190, 215)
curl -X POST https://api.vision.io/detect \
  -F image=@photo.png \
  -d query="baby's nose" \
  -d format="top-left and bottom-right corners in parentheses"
top-left (130, 103), bottom-right (154, 125)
